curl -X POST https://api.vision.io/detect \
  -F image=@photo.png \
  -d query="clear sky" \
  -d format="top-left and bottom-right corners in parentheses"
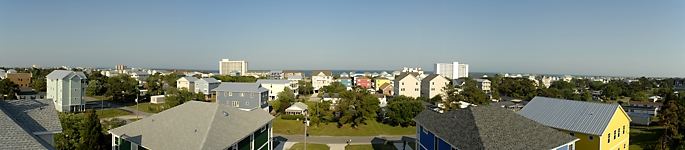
top-left (1, 0), bottom-right (683, 77)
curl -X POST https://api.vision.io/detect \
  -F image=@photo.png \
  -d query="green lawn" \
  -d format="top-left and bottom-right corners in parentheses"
top-left (289, 143), bottom-right (329, 150)
top-left (129, 102), bottom-right (166, 113)
top-left (96, 109), bottom-right (133, 119)
top-left (629, 126), bottom-right (664, 150)
top-left (345, 143), bottom-right (398, 150)
top-left (86, 96), bottom-right (111, 102)
top-left (273, 117), bottom-right (416, 136)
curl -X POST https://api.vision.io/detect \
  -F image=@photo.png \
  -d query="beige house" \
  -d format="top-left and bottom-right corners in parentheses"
top-left (421, 74), bottom-right (450, 99)
top-left (177, 76), bottom-right (198, 91)
top-left (394, 73), bottom-right (420, 98)
top-left (311, 70), bottom-right (333, 93)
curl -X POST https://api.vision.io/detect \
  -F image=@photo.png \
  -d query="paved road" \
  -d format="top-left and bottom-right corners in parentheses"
top-left (275, 134), bottom-right (415, 144)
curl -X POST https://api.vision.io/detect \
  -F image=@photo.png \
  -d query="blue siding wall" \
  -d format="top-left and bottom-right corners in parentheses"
top-left (437, 138), bottom-right (451, 150)
top-left (419, 126), bottom-right (435, 150)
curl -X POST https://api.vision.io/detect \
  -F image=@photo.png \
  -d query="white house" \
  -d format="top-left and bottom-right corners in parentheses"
top-left (256, 79), bottom-right (297, 100)
top-left (129, 71), bottom-right (149, 84)
top-left (177, 76), bottom-right (198, 91)
top-left (311, 70), bottom-right (333, 93)
top-left (46, 70), bottom-right (87, 112)
top-left (285, 102), bottom-right (308, 115)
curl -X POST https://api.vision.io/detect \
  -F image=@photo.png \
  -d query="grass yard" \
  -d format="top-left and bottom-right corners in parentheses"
top-left (273, 117), bottom-right (416, 136)
top-left (96, 109), bottom-right (133, 119)
top-left (129, 102), bottom-right (166, 113)
top-left (289, 143), bottom-right (330, 150)
top-left (86, 96), bottom-right (111, 102)
top-left (629, 126), bottom-right (664, 150)
top-left (345, 143), bottom-right (399, 150)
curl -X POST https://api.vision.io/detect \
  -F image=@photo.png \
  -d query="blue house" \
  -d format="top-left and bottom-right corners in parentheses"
top-left (414, 106), bottom-right (579, 150)
top-left (337, 77), bottom-right (353, 90)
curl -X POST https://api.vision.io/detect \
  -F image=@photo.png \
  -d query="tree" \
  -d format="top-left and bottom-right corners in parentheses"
top-left (55, 113), bottom-right (82, 150)
top-left (321, 82), bottom-right (346, 94)
top-left (603, 82), bottom-right (623, 100)
top-left (212, 75), bottom-right (257, 83)
top-left (658, 99), bottom-right (684, 149)
top-left (297, 80), bottom-right (314, 96)
top-left (496, 77), bottom-right (536, 100)
top-left (442, 85), bottom-right (466, 111)
top-left (78, 110), bottom-right (108, 150)
top-left (30, 77), bottom-right (47, 92)
top-left (631, 91), bottom-right (649, 102)
top-left (276, 87), bottom-right (296, 113)
top-left (164, 88), bottom-right (201, 109)
top-left (0, 79), bottom-right (19, 100)
top-left (86, 80), bottom-right (107, 96)
top-left (105, 75), bottom-right (139, 102)
top-left (334, 90), bottom-right (380, 127)
top-left (386, 96), bottom-right (424, 126)
top-left (459, 79), bottom-right (489, 105)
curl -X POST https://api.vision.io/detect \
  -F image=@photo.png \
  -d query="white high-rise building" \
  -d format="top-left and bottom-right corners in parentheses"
top-left (219, 59), bottom-right (248, 76)
top-left (435, 62), bottom-right (469, 80)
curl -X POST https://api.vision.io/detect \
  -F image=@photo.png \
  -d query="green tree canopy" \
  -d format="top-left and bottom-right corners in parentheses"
top-left (334, 90), bottom-right (380, 127)
top-left (386, 96), bottom-right (424, 127)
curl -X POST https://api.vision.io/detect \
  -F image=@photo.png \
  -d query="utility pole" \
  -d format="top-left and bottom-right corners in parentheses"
top-left (304, 115), bottom-right (310, 150)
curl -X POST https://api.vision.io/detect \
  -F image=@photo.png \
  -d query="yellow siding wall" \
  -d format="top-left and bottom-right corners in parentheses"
top-left (565, 131), bottom-right (600, 150)
top-left (375, 79), bottom-right (391, 90)
top-left (600, 107), bottom-right (631, 150)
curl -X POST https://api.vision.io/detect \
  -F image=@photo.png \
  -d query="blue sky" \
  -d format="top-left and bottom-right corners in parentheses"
top-left (1, 0), bottom-right (683, 77)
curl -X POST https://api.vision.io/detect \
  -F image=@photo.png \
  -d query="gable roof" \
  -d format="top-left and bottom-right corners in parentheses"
top-left (212, 82), bottom-right (268, 93)
top-left (286, 102), bottom-right (308, 111)
top-left (0, 99), bottom-right (62, 134)
top-left (197, 78), bottom-right (220, 83)
top-left (379, 83), bottom-right (392, 90)
top-left (394, 73), bottom-right (418, 82)
top-left (518, 96), bottom-right (628, 135)
top-left (421, 74), bottom-right (449, 83)
top-left (46, 70), bottom-right (87, 80)
top-left (312, 70), bottom-right (332, 76)
top-left (178, 76), bottom-right (199, 82)
top-left (414, 106), bottom-right (577, 150)
top-left (256, 79), bottom-right (291, 85)
top-left (109, 101), bottom-right (274, 150)
top-left (0, 100), bottom-right (54, 150)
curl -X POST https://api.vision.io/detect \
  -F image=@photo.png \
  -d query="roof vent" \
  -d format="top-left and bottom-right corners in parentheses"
top-left (223, 111), bottom-right (229, 117)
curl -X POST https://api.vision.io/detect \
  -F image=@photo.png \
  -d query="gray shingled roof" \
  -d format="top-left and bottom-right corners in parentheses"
top-left (394, 73), bottom-right (418, 82)
top-left (414, 106), bottom-right (578, 150)
top-left (212, 82), bottom-right (268, 93)
top-left (0, 107), bottom-right (49, 150)
top-left (256, 79), bottom-right (291, 84)
top-left (197, 78), bottom-right (220, 83)
top-left (518, 96), bottom-right (628, 136)
top-left (109, 101), bottom-right (274, 150)
top-left (312, 70), bottom-right (332, 76)
top-left (0, 99), bottom-right (62, 133)
top-left (46, 70), bottom-right (87, 80)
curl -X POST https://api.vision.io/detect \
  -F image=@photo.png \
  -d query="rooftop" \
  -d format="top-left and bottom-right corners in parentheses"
top-left (518, 96), bottom-right (628, 135)
top-left (212, 82), bottom-right (269, 93)
top-left (414, 106), bottom-right (578, 150)
top-left (109, 101), bottom-right (274, 150)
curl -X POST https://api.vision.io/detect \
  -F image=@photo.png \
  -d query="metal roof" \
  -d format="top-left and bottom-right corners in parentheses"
top-left (46, 70), bottom-right (87, 80)
top-left (197, 78), bottom-right (220, 83)
top-left (256, 79), bottom-right (291, 84)
top-left (109, 101), bottom-right (274, 150)
top-left (178, 76), bottom-right (199, 82)
top-left (212, 82), bottom-right (268, 93)
top-left (518, 96), bottom-right (624, 136)
top-left (414, 106), bottom-right (578, 150)
top-left (286, 102), bottom-right (308, 111)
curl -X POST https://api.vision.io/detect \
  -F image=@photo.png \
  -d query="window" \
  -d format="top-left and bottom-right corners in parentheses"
top-left (228, 92), bottom-right (232, 96)
top-left (589, 136), bottom-right (593, 141)
top-left (608, 133), bottom-right (611, 143)
top-left (623, 126), bottom-right (625, 134)
top-left (570, 132), bottom-right (575, 136)
top-left (402, 82), bottom-right (404, 85)
top-left (232, 101), bottom-right (239, 107)
top-left (401, 88), bottom-right (405, 91)
top-left (614, 130), bottom-right (616, 139)
top-left (431, 88), bottom-right (435, 91)
top-left (415, 88), bottom-right (419, 91)
top-left (432, 82), bottom-right (434, 85)
top-left (618, 128), bottom-right (621, 137)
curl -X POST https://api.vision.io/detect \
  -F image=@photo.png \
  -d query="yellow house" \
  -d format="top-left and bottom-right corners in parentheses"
top-left (519, 96), bottom-right (632, 150)
top-left (374, 78), bottom-right (391, 90)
